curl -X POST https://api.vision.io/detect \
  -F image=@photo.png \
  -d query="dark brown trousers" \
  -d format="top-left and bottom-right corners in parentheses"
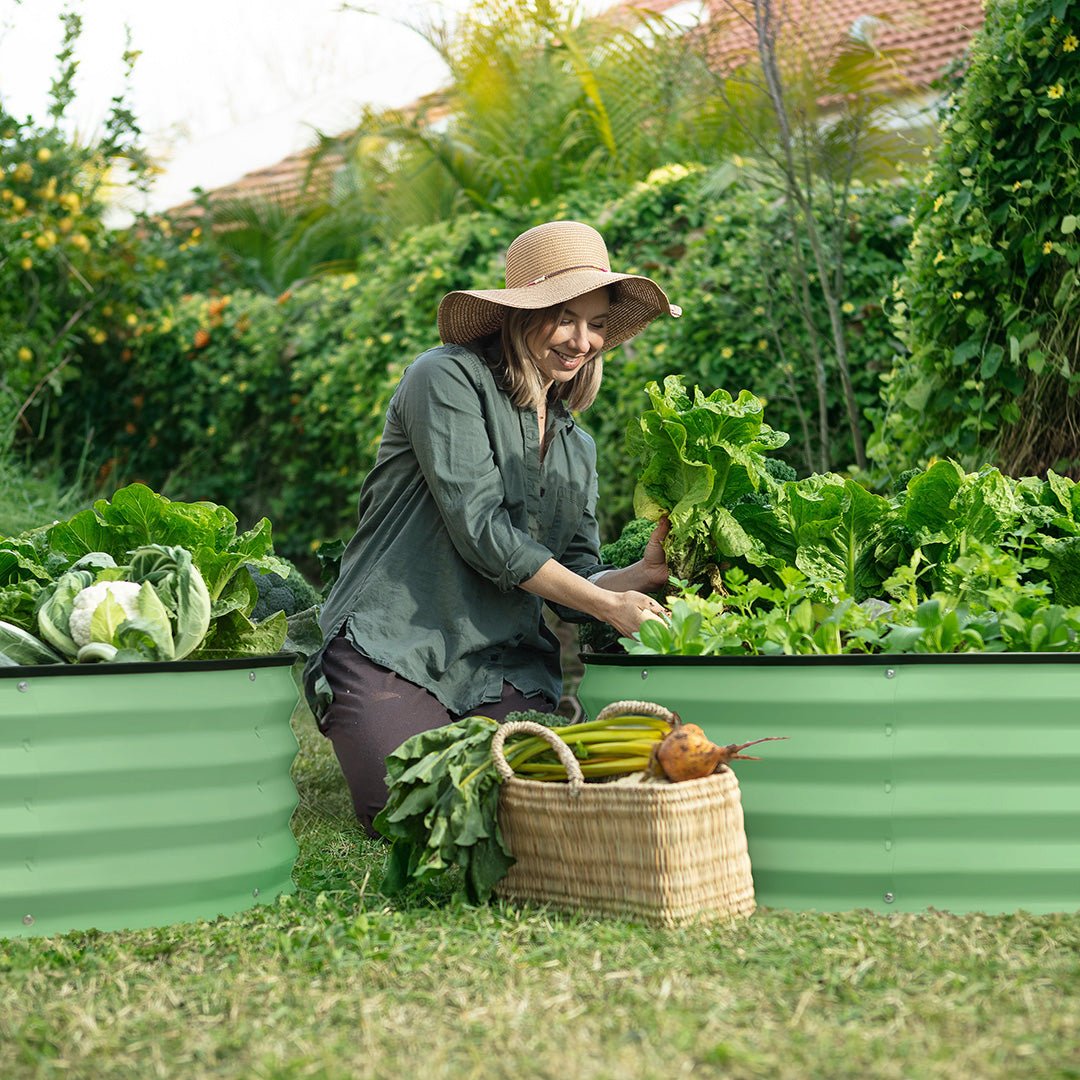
top-left (319, 631), bottom-right (554, 836)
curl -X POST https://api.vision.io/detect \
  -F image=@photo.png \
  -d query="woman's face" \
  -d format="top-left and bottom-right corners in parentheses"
top-left (528, 287), bottom-right (609, 391)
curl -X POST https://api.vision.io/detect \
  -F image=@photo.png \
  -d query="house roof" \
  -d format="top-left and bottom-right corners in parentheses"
top-left (167, 0), bottom-right (983, 219)
top-left (701, 0), bottom-right (985, 92)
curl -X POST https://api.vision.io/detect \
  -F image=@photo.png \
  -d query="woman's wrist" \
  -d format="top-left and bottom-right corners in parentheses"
top-left (596, 559), bottom-right (669, 596)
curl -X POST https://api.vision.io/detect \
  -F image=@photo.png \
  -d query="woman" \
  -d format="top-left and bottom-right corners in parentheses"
top-left (304, 219), bottom-right (680, 834)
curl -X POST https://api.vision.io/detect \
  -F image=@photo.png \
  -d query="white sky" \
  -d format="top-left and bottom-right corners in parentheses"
top-left (0, 0), bottom-right (613, 217)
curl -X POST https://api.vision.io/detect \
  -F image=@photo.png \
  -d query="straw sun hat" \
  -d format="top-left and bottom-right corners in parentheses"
top-left (436, 220), bottom-right (681, 351)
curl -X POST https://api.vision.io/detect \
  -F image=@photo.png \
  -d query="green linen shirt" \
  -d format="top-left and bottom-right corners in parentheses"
top-left (304, 343), bottom-right (608, 725)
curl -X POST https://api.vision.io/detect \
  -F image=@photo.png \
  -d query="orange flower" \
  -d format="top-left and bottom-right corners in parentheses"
top-left (193, 329), bottom-right (211, 349)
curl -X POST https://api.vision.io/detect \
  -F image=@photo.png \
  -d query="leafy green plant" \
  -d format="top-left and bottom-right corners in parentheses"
top-left (882, 0), bottom-right (1080, 475)
top-left (0, 482), bottom-right (302, 665)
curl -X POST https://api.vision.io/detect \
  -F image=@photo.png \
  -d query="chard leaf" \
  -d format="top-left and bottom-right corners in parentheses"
top-left (790, 478), bottom-right (891, 597)
top-left (902, 460), bottom-right (966, 538)
top-left (1042, 536), bottom-right (1080, 605)
top-left (193, 608), bottom-right (287, 658)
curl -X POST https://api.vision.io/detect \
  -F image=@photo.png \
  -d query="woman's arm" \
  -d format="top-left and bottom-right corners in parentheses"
top-left (522, 518), bottom-right (672, 636)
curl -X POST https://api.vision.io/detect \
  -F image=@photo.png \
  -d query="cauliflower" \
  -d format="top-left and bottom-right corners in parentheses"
top-left (68, 580), bottom-right (142, 647)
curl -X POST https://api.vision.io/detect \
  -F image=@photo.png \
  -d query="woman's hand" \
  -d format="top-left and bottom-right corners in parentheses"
top-left (600, 588), bottom-right (670, 639)
top-left (637, 516), bottom-right (671, 592)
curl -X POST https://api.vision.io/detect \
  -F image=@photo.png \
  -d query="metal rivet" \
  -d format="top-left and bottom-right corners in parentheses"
top-left (884, 668), bottom-right (896, 679)
top-left (641, 670), bottom-right (649, 680)
top-left (884, 892), bottom-right (895, 904)
top-left (254, 727), bottom-right (262, 739)
top-left (885, 724), bottom-right (893, 737)
top-left (884, 840), bottom-right (893, 851)
top-left (884, 782), bottom-right (893, 794)
top-left (22, 914), bottom-right (34, 925)
top-left (252, 887), bottom-right (260, 898)
top-left (248, 671), bottom-right (257, 681)
top-left (17, 681), bottom-right (29, 693)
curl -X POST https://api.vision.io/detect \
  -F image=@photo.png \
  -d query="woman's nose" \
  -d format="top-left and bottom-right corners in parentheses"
top-left (568, 321), bottom-right (590, 352)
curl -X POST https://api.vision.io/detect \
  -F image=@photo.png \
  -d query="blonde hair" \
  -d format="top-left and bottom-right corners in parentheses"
top-left (488, 298), bottom-right (607, 412)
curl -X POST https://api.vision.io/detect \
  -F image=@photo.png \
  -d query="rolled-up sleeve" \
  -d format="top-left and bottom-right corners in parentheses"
top-left (391, 350), bottom-right (553, 591)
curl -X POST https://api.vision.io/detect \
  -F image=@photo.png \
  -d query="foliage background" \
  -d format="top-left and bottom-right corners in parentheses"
top-left (882, 0), bottom-right (1080, 475)
top-left (38, 167), bottom-right (913, 558)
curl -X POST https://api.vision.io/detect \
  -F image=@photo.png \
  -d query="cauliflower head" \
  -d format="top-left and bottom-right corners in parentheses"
top-left (68, 580), bottom-right (142, 647)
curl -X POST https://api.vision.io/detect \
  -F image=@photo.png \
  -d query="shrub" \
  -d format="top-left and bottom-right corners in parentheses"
top-left (882, 0), bottom-right (1080, 475)
top-left (52, 170), bottom-right (914, 557)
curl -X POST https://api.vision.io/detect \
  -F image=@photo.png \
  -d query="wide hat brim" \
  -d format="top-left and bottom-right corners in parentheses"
top-left (437, 268), bottom-right (680, 351)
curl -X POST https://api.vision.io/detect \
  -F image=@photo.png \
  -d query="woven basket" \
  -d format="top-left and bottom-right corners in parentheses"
top-left (491, 700), bottom-right (756, 927)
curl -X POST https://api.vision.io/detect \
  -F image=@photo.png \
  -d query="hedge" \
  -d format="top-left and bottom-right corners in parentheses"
top-left (53, 169), bottom-right (916, 558)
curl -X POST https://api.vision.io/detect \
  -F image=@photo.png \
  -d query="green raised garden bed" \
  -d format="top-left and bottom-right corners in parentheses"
top-left (578, 653), bottom-right (1080, 916)
top-left (1, 655), bottom-right (299, 939)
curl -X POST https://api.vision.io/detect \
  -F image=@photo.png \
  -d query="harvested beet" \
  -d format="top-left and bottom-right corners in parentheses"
top-left (654, 724), bottom-right (786, 782)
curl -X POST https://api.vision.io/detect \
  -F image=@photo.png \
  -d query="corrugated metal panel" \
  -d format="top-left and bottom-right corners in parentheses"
top-left (578, 657), bottom-right (1080, 915)
top-left (1, 658), bottom-right (299, 938)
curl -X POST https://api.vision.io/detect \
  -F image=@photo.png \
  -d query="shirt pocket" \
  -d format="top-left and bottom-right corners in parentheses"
top-left (543, 483), bottom-right (587, 556)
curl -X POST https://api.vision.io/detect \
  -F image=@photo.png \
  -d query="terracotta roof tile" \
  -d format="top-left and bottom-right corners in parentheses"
top-left (169, 0), bottom-right (982, 218)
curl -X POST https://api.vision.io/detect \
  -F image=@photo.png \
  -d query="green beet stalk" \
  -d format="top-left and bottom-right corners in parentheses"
top-left (515, 758), bottom-right (653, 779)
top-left (503, 726), bottom-right (666, 772)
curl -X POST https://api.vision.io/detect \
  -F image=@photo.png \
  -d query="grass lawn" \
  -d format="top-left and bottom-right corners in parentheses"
top-left (1, 467), bottom-right (1078, 1078)
top-left (1, 691), bottom-right (1078, 1080)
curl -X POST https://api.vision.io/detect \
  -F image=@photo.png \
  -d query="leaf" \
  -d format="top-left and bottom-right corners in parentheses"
top-left (89, 591), bottom-right (128, 644)
top-left (0, 620), bottom-right (64, 666)
top-left (1063, 215), bottom-right (1078, 236)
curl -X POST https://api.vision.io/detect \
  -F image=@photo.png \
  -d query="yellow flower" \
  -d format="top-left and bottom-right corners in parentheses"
top-left (1012, 181), bottom-right (1023, 191)
top-left (319, 402), bottom-right (330, 414)
top-left (379, 332), bottom-right (393, 345)
top-left (11, 195), bottom-right (26, 212)
top-left (17, 346), bottom-right (33, 362)
top-left (653, 342), bottom-right (667, 355)
top-left (35, 147), bottom-right (51, 163)
top-left (721, 346), bottom-right (734, 359)
top-left (732, 154), bottom-right (744, 168)
top-left (933, 251), bottom-right (946, 265)
top-left (431, 267), bottom-right (444, 280)
top-left (932, 195), bottom-right (945, 212)
top-left (842, 301), bottom-right (856, 314)
top-left (341, 273), bottom-right (359, 289)
top-left (34, 231), bottom-right (56, 249)
top-left (126, 313), bottom-right (138, 326)
top-left (1043, 240), bottom-right (1054, 254)
top-left (757, 339), bottom-right (768, 350)
top-left (12, 162), bottom-right (32, 182)
top-left (1047, 83), bottom-right (1065, 99)
top-left (1064, 33), bottom-right (1078, 52)
top-left (91, 329), bottom-right (107, 345)
top-left (206, 426), bottom-right (217, 437)
top-left (58, 192), bottom-right (80, 212)
top-left (20, 256), bottom-right (32, 270)
top-left (952, 291), bottom-right (963, 300)
top-left (753, 305), bottom-right (766, 316)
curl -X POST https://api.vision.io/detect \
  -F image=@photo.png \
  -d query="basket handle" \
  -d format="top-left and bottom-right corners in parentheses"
top-left (491, 720), bottom-right (584, 789)
top-left (594, 699), bottom-right (681, 726)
